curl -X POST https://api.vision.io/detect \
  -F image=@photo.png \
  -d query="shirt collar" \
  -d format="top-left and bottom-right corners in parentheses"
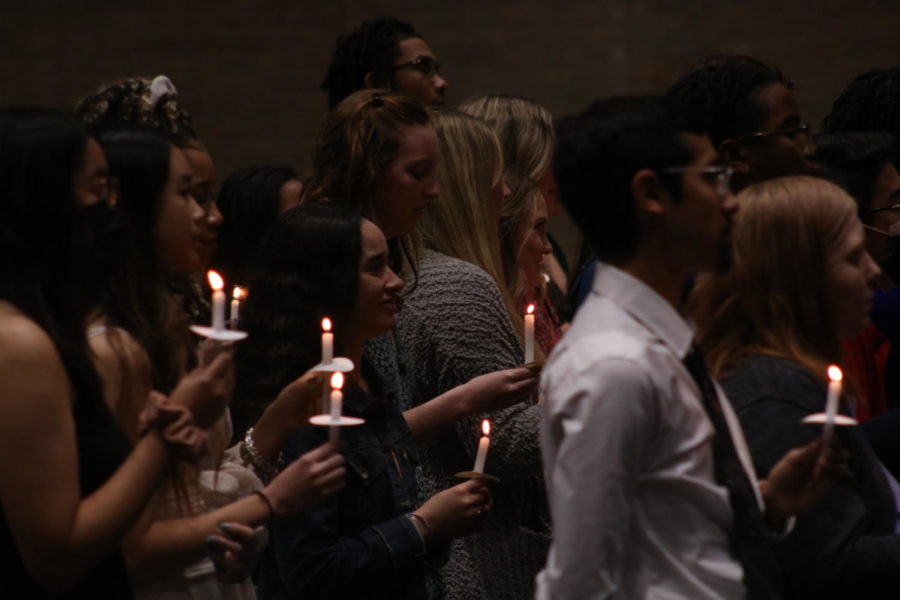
top-left (591, 263), bottom-right (695, 360)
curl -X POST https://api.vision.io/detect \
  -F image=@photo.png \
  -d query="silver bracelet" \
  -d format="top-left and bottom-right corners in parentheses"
top-left (241, 427), bottom-right (284, 482)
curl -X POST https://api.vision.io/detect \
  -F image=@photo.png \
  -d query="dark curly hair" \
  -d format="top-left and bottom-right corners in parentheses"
top-left (823, 68), bottom-right (900, 166)
top-left (231, 203), bottom-right (362, 439)
top-left (321, 17), bottom-right (419, 108)
top-left (665, 54), bottom-right (791, 147)
top-left (813, 131), bottom-right (896, 218)
top-left (212, 165), bottom-right (299, 286)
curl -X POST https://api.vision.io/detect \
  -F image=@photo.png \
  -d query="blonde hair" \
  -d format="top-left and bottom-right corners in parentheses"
top-left (418, 109), bottom-right (521, 331)
top-left (692, 175), bottom-right (860, 382)
top-left (458, 93), bottom-right (554, 179)
top-left (499, 171), bottom-right (542, 302)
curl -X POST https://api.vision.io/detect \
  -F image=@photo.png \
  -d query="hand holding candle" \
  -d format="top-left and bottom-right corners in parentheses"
top-left (321, 318), bottom-right (334, 364)
top-left (207, 270), bottom-right (226, 332)
top-left (524, 304), bottom-right (535, 364)
top-left (823, 365), bottom-right (843, 440)
top-left (472, 419), bottom-right (491, 474)
top-left (329, 372), bottom-right (344, 442)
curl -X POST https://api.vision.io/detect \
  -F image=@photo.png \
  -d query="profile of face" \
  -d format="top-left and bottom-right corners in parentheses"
top-left (73, 138), bottom-right (112, 208)
top-left (155, 146), bottom-right (206, 273)
top-left (387, 37), bottom-right (448, 107)
top-left (826, 218), bottom-right (880, 338)
top-left (517, 193), bottom-right (552, 288)
top-left (734, 82), bottom-right (816, 185)
top-left (490, 177), bottom-right (512, 218)
top-left (346, 219), bottom-right (404, 342)
top-left (863, 162), bottom-right (900, 263)
top-left (379, 124), bottom-right (439, 238)
top-left (666, 134), bottom-right (739, 273)
top-left (536, 169), bottom-right (562, 218)
top-left (183, 144), bottom-right (222, 266)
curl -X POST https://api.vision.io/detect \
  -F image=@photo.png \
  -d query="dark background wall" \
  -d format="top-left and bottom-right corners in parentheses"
top-left (3, 0), bottom-right (900, 261)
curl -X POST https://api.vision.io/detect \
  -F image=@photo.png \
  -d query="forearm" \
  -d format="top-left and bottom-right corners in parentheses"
top-left (404, 386), bottom-right (469, 441)
top-left (124, 490), bottom-right (271, 583)
top-left (250, 404), bottom-right (297, 463)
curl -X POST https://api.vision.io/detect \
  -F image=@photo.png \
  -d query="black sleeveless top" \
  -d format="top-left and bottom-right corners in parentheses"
top-left (1, 385), bottom-right (133, 598)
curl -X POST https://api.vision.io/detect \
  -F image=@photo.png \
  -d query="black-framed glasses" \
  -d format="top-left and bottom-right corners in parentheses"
top-left (389, 56), bottom-right (442, 78)
top-left (869, 202), bottom-right (900, 214)
top-left (735, 123), bottom-right (811, 142)
top-left (662, 165), bottom-right (734, 195)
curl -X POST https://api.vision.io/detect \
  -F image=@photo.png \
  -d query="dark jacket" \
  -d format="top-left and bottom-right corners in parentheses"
top-left (259, 366), bottom-right (429, 600)
top-left (722, 354), bottom-right (900, 600)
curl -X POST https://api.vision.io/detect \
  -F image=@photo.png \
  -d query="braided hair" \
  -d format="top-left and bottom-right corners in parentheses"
top-left (321, 18), bottom-right (419, 108)
top-left (665, 54), bottom-right (791, 147)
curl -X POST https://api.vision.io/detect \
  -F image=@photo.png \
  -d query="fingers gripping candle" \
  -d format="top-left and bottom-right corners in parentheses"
top-left (473, 419), bottom-right (491, 474)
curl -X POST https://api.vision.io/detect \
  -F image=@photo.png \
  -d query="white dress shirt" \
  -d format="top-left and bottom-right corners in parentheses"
top-left (535, 264), bottom-right (762, 600)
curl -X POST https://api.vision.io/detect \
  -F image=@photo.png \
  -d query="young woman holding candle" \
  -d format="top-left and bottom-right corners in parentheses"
top-left (299, 89), bottom-right (538, 439)
top-left (499, 172), bottom-right (560, 356)
top-left (691, 175), bottom-right (900, 599)
top-left (397, 108), bottom-right (549, 600)
top-left (233, 203), bottom-right (491, 599)
top-left (88, 126), bottom-right (346, 598)
top-left (0, 108), bottom-right (227, 598)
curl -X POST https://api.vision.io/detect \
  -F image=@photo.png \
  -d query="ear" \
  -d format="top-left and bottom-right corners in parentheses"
top-left (719, 139), bottom-right (751, 175)
top-left (363, 72), bottom-right (376, 89)
top-left (632, 168), bottom-right (669, 216)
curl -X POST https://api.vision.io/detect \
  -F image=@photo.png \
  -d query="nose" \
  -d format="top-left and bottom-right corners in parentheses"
top-left (426, 177), bottom-right (439, 199)
top-left (434, 73), bottom-right (448, 96)
top-left (503, 181), bottom-right (512, 201)
top-left (542, 236), bottom-right (552, 255)
top-left (721, 189), bottom-right (739, 217)
top-left (206, 200), bottom-right (224, 229)
top-left (866, 250), bottom-right (882, 283)
top-left (385, 266), bottom-right (404, 292)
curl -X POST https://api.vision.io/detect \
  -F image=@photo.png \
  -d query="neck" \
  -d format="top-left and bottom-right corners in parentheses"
top-left (342, 336), bottom-right (368, 391)
top-left (615, 245), bottom-right (693, 312)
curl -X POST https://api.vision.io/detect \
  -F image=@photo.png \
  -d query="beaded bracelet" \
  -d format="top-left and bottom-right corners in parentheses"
top-left (241, 427), bottom-right (285, 483)
top-left (254, 490), bottom-right (276, 527)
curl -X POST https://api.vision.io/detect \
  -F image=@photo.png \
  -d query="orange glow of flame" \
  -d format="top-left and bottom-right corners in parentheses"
top-left (331, 372), bottom-right (344, 390)
top-left (828, 365), bottom-right (843, 382)
top-left (232, 286), bottom-right (244, 300)
top-left (207, 270), bottom-right (224, 291)
top-left (526, 303), bottom-right (535, 315)
top-left (322, 317), bottom-right (332, 332)
top-left (482, 419), bottom-right (491, 436)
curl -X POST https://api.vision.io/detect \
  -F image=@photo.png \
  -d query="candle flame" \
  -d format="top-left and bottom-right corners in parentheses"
top-left (232, 286), bottom-right (244, 300)
top-left (526, 303), bottom-right (535, 315)
top-left (207, 270), bottom-right (224, 291)
top-left (828, 365), bottom-right (843, 382)
top-left (322, 317), bottom-right (332, 332)
top-left (482, 419), bottom-right (491, 436)
top-left (331, 371), bottom-right (344, 390)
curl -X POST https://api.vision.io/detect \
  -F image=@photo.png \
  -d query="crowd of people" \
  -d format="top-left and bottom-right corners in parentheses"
top-left (3, 15), bottom-right (900, 600)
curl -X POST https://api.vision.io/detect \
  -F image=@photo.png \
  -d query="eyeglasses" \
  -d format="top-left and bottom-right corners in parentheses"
top-left (662, 165), bottom-right (734, 195)
top-left (390, 56), bottom-right (442, 78)
top-left (869, 202), bottom-right (900, 214)
top-left (734, 123), bottom-right (811, 143)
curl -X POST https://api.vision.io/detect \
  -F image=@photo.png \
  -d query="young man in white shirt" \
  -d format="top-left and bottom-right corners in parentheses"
top-left (535, 96), bottom-right (838, 600)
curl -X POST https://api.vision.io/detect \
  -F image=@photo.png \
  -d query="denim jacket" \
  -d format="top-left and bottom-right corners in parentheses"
top-left (259, 365), bottom-right (428, 600)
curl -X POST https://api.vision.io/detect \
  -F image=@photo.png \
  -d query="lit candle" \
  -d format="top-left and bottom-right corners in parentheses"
top-left (472, 419), bottom-right (491, 474)
top-left (823, 365), bottom-right (843, 440)
top-left (321, 318), bottom-right (334, 364)
top-left (207, 270), bottom-right (226, 332)
top-left (230, 286), bottom-right (244, 328)
top-left (524, 303), bottom-right (536, 363)
top-left (329, 372), bottom-right (344, 442)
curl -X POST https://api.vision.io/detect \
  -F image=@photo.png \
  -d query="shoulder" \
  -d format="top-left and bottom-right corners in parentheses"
top-left (721, 354), bottom-right (823, 414)
top-left (87, 322), bottom-right (151, 375)
top-left (0, 302), bottom-right (65, 377)
top-left (414, 250), bottom-right (499, 292)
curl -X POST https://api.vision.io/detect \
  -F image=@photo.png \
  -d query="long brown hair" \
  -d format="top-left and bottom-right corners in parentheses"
top-left (692, 176), bottom-right (859, 383)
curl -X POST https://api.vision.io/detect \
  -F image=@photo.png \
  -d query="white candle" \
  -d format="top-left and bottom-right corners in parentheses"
top-left (524, 303), bottom-right (536, 363)
top-left (472, 419), bottom-right (491, 473)
top-left (823, 365), bottom-right (843, 440)
top-left (207, 271), bottom-right (226, 331)
top-left (321, 317), bottom-right (334, 364)
top-left (230, 286), bottom-right (243, 327)
top-left (329, 372), bottom-right (344, 442)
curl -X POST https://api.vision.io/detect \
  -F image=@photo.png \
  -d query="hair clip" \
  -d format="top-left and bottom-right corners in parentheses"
top-left (148, 75), bottom-right (178, 110)
top-left (369, 93), bottom-right (384, 107)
